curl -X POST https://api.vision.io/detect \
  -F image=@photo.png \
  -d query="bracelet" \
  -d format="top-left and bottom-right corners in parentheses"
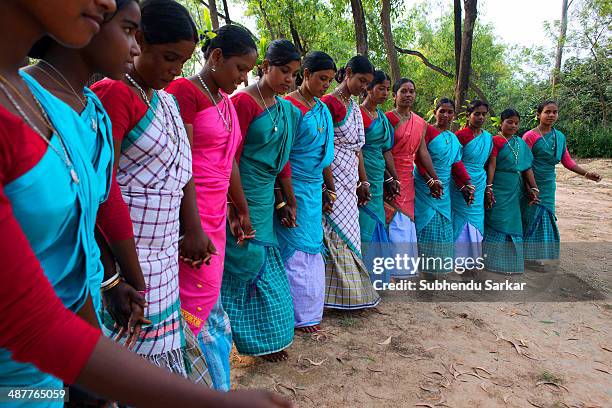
top-left (426, 177), bottom-right (435, 187)
top-left (584, 171), bottom-right (590, 178)
top-left (384, 176), bottom-right (394, 183)
top-left (101, 277), bottom-right (123, 293)
top-left (101, 272), bottom-right (120, 289)
top-left (486, 184), bottom-right (493, 188)
top-left (361, 181), bottom-right (371, 187)
top-left (530, 187), bottom-right (540, 192)
top-left (327, 190), bottom-right (337, 200)
top-left (274, 186), bottom-right (282, 190)
top-left (460, 185), bottom-right (466, 191)
top-left (275, 201), bottom-right (287, 210)
top-left (322, 185), bottom-right (327, 192)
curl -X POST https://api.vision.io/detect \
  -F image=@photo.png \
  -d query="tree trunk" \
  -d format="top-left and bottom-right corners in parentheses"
top-left (208, 0), bottom-right (219, 30)
top-left (454, 0), bottom-right (462, 79)
top-left (381, 0), bottom-right (401, 84)
top-left (258, 0), bottom-right (275, 38)
top-left (221, 0), bottom-right (231, 24)
top-left (551, 0), bottom-right (570, 95)
top-left (350, 0), bottom-right (368, 55)
top-left (289, 18), bottom-right (305, 55)
top-left (454, 0), bottom-right (477, 114)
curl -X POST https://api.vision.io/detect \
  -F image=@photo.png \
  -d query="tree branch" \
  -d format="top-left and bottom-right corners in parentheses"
top-left (395, 45), bottom-right (494, 116)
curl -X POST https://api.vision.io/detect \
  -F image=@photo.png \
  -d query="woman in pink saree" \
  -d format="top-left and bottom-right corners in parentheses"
top-left (166, 25), bottom-right (258, 391)
top-left (384, 79), bottom-right (439, 278)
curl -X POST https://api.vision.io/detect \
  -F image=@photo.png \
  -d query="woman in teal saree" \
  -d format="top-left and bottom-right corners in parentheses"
top-left (359, 70), bottom-right (398, 256)
top-left (521, 101), bottom-right (601, 268)
top-left (224, 40), bottom-right (302, 362)
top-left (484, 109), bottom-right (539, 273)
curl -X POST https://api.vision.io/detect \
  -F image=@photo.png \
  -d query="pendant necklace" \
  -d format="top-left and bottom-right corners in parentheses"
top-left (125, 73), bottom-right (177, 144)
top-left (197, 73), bottom-right (232, 133)
top-left (505, 135), bottom-right (519, 164)
top-left (256, 81), bottom-right (280, 133)
top-left (34, 60), bottom-right (97, 132)
top-left (297, 88), bottom-right (324, 133)
top-left (0, 75), bottom-right (79, 183)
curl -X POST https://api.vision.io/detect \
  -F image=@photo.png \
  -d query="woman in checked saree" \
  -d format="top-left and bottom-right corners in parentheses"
top-left (320, 55), bottom-right (380, 310)
top-left (224, 40), bottom-right (302, 362)
top-left (92, 0), bottom-right (215, 377)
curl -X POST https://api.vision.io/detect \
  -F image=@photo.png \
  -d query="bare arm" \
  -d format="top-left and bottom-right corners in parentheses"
top-left (77, 336), bottom-right (293, 408)
top-left (322, 166), bottom-right (336, 214)
top-left (484, 156), bottom-right (496, 209)
top-left (356, 150), bottom-right (371, 206)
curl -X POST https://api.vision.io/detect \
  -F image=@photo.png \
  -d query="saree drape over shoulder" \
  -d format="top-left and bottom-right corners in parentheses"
top-left (277, 97), bottom-right (334, 328)
top-left (521, 129), bottom-right (565, 261)
top-left (414, 129), bottom-right (462, 274)
top-left (384, 112), bottom-right (426, 278)
top-left (359, 108), bottom-right (393, 250)
top-left (101, 89), bottom-right (193, 375)
top-left (451, 130), bottom-right (493, 259)
top-left (322, 98), bottom-right (380, 310)
top-left (484, 136), bottom-right (533, 273)
top-left (167, 78), bottom-right (239, 390)
top-left (222, 95), bottom-right (300, 356)
top-left (0, 73), bottom-right (112, 406)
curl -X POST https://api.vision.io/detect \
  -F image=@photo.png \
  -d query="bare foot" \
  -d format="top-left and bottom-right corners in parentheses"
top-left (261, 350), bottom-right (288, 362)
top-left (297, 325), bottom-right (320, 333)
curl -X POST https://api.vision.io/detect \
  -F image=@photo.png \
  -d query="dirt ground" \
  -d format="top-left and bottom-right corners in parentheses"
top-left (230, 159), bottom-right (612, 408)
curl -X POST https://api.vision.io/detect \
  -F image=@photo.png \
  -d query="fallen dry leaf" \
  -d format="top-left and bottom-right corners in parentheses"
top-left (535, 380), bottom-right (569, 392)
top-left (299, 356), bottom-right (327, 366)
top-left (377, 336), bottom-right (392, 345)
top-left (363, 389), bottom-right (391, 400)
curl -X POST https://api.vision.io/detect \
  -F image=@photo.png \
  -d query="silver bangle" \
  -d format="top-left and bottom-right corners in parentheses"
top-left (101, 272), bottom-right (121, 289)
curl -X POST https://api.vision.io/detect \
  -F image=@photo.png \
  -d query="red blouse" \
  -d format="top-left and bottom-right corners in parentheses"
top-left (385, 111), bottom-right (400, 128)
top-left (321, 94), bottom-right (347, 123)
top-left (0, 106), bottom-right (100, 384)
top-left (165, 77), bottom-right (213, 126)
top-left (491, 135), bottom-right (510, 157)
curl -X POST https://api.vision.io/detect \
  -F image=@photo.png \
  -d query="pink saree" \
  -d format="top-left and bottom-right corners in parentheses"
top-left (178, 91), bottom-right (241, 336)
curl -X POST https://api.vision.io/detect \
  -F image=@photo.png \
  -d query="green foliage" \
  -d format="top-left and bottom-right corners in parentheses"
top-left (563, 123), bottom-right (612, 158)
top-left (175, 0), bottom-right (610, 157)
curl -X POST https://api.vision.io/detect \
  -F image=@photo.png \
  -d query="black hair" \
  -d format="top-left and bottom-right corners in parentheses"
top-left (335, 55), bottom-right (374, 83)
top-left (435, 98), bottom-right (455, 112)
top-left (29, 0), bottom-right (139, 59)
top-left (500, 108), bottom-right (521, 122)
top-left (140, 0), bottom-right (198, 45)
top-left (466, 99), bottom-right (489, 115)
top-left (265, 39), bottom-right (301, 67)
top-left (536, 99), bottom-right (558, 114)
top-left (367, 70), bottom-right (390, 90)
top-left (201, 24), bottom-right (257, 60)
top-left (392, 78), bottom-right (416, 94)
top-left (295, 51), bottom-right (336, 86)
